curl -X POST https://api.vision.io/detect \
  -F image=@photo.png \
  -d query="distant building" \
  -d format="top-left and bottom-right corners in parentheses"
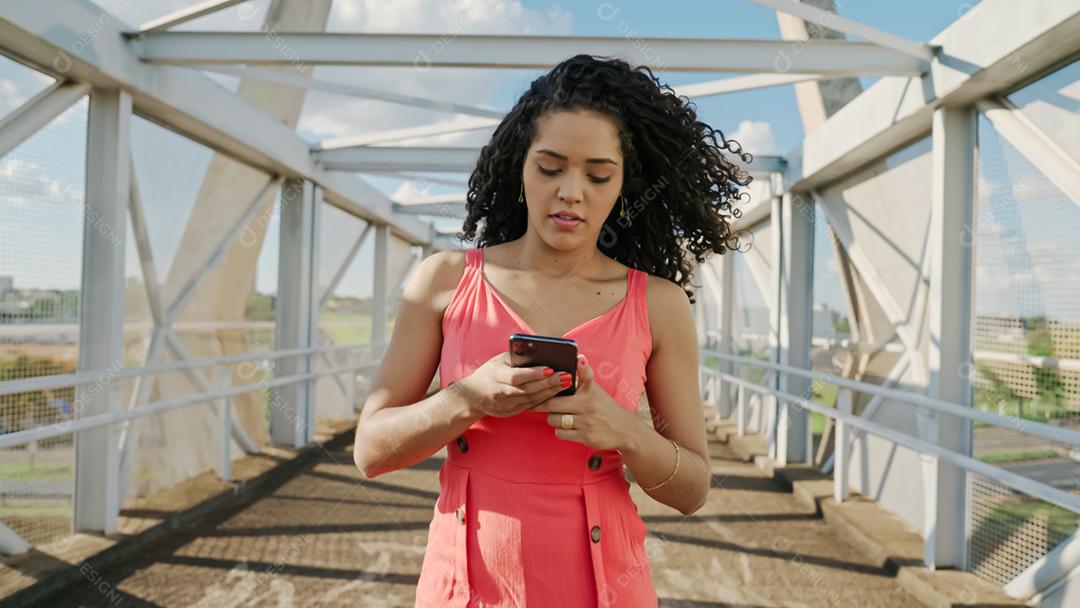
top-left (0, 276), bottom-right (12, 296)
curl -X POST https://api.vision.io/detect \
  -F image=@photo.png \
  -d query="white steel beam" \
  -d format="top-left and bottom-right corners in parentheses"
top-left (787, 0), bottom-right (1080, 193)
top-left (747, 0), bottom-right (934, 61)
top-left (766, 187), bottom-right (783, 460)
top-left (0, 80), bottom-right (89, 158)
top-left (371, 225), bottom-right (390, 346)
top-left (273, 179), bottom-right (320, 447)
top-left (977, 97), bottom-right (1080, 206)
top-left (674, 73), bottom-right (826, 98)
top-left (135, 0), bottom-right (252, 35)
top-left (317, 117), bottom-right (500, 149)
top-left (319, 146), bottom-right (478, 173)
top-left (924, 105), bottom-right (976, 569)
top-left (127, 165), bottom-right (164, 321)
top-left (136, 32), bottom-right (928, 75)
top-left (396, 193), bottom-right (468, 206)
top-left (393, 202), bottom-right (467, 217)
top-left (193, 65), bottom-right (505, 118)
top-left (0, 2), bottom-right (432, 245)
top-left (319, 145), bottom-right (786, 176)
top-left (74, 88), bottom-right (130, 535)
top-left (775, 191), bottom-right (815, 466)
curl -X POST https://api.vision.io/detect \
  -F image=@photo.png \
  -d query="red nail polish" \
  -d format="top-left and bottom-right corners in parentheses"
top-left (543, 368), bottom-right (554, 377)
top-left (559, 373), bottom-right (572, 387)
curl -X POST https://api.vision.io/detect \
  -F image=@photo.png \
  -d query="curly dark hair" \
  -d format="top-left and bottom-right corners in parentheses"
top-left (457, 54), bottom-right (753, 303)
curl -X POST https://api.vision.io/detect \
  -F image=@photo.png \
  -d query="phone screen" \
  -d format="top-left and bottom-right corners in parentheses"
top-left (509, 333), bottom-right (578, 396)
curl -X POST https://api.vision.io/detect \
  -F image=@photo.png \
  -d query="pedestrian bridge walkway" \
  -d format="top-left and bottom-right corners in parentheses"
top-left (8, 421), bottom-right (1015, 607)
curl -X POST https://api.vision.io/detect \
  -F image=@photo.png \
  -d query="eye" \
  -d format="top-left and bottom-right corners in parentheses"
top-left (589, 176), bottom-right (612, 184)
top-left (537, 165), bottom-right (559, 176)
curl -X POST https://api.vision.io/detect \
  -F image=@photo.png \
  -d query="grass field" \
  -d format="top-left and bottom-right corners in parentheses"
top-left (0, 461), bottom-right (72, 480)
top-left (319, 311), bottom-right (394, 345)
top-left (976, 448), bottom-right (1061, 464)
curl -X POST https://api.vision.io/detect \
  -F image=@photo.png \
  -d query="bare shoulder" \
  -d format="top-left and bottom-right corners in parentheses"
top-left (643, 273), bottom-right (694, 353)
top-left (644, 273), bottom-right (690, 309)
top-left (404, 249), bottom-right (469, 313)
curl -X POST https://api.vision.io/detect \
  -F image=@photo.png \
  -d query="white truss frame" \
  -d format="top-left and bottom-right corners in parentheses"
top-left (0, 0), bottom-right (1076, 583)
top-left (134, 0), bottom-right (254, 35)
top-left (316, 145), bottom-right (786, 177)
top-left (747, 0), bottom-right (934, 60)
top-left (135, 32), bottom-right (928, 75)
top-left (0, 80), bottom-right (89, 157)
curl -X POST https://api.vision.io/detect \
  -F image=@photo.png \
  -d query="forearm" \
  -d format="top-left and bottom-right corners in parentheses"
top-left (618, 419), bottom-right (711, 515)
top-left (354, 382), bottom-right (482, 478)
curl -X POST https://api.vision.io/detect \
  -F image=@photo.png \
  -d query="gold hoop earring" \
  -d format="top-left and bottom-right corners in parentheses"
top-left (518, 183), bottom-right (525, 204)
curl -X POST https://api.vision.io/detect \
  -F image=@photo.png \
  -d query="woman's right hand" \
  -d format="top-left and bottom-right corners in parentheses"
top-left (454, 351), bottom-right (572, 418)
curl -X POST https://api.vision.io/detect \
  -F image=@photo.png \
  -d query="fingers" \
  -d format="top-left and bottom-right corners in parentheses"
top-left (518, 371), bottom-right (573, 401)
top-left (547, 413), bottom-right (576, 428)
top-left (531, 395), bottom-right (585, 413)
top-left (575, 354), bottom-right (593, 387)
top-left (502, 363), bottom-right (558, 386)
top-left (553, 428), bottom-right (584, 444)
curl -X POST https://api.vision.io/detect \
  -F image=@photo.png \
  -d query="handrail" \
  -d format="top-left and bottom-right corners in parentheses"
top-left (0, 342), bottom-right (385, 555)
top-left (703, 367), bottom-right (1080, 515)
top-left (0, 342), bottom-right (386, 397)
top-left (700, 348), bottom-right (1080, 448)
top-left (704, 331), bottom-right (1080, 371)
top-left (0, 359), bottom-right (380, 449)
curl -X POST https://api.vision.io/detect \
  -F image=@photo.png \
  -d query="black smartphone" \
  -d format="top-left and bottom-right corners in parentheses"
top-left (508, 333), bottom-right (578, 396)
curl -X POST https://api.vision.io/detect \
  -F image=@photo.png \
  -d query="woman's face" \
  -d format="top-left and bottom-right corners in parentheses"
top-left (522, 109), bottom-right (624, 249)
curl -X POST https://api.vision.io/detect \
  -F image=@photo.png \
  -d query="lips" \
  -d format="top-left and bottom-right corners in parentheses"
top-left (550, 212), bottom-right (582, 221)
top-left (550, 212), bottom-right (583, 229)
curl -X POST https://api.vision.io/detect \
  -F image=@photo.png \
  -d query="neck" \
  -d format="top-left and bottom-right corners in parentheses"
top-left (514, 230), bottom-right (602, 279)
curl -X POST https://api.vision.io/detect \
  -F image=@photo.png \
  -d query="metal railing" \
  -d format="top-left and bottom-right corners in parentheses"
top-left (0, 341), bottom-right (386, 554)
top-left (698, 348), bottom-right (1080, 597)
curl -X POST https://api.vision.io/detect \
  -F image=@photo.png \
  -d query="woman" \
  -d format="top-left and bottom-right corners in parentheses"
top-left (353, 54), bottom-right (751, 607)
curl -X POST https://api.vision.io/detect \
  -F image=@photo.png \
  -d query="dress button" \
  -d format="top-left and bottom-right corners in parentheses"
top-left (588, 454), bottom-right (602, 471)
top-left (591, 525), bottom-right (601, 543)
top-left (455, 436), bottom-right (469, 453)
top-left (457, 506), bottom-right (465, 525)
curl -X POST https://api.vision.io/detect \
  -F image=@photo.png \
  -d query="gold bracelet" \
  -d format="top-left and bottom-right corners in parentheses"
top-left (640, 439), bottom-right (680, 492)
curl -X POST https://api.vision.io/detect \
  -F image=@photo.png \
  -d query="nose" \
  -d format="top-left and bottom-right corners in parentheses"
top-left (557, 172), bottom-right (585, 205)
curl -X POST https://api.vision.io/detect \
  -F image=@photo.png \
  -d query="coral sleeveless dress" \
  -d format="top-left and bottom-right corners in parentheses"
top-left (415, 247), bottom-right (657, 607)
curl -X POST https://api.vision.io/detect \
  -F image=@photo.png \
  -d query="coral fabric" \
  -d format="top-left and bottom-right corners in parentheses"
top-left (415, 247), bottom-right (657, 607)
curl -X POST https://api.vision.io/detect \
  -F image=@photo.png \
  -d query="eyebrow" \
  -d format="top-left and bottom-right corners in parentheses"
top-left (535, 149), bottom-right (618, 166)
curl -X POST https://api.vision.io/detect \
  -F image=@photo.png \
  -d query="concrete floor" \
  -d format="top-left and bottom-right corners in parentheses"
top-left (57, 435), bottom-right (922, 607)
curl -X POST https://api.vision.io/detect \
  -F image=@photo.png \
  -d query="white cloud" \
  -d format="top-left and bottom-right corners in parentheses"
top-left (0, 79), bottom-right (24, 107)
top-left (300, 0), bottom-right (573, 143)
top-left (729, 120), bottom-right (777, 157)
top-left (390, 180), bottom-right (433, 202)
top-left (0, 158), bottom-right (83, 207)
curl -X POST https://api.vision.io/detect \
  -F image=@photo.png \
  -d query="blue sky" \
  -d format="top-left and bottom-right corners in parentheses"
top-left (11, 0), bottom-right (1079, 326)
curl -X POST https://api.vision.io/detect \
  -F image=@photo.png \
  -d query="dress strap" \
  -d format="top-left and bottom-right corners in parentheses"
top-left (629, 268), bottom-right (647, 300)
top-left (465, 247), bottom-right (482, 269)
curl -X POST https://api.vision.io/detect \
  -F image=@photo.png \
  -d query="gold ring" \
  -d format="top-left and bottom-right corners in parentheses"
top-left (560, 414), bottom-right (575, 430)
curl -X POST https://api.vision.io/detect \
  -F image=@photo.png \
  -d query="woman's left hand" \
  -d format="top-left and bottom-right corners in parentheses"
top-left (530, 354), bottom-right (640, 452)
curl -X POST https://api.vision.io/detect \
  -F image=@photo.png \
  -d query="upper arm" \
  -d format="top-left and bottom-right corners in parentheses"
top-left (642, 276), bottom-right (708, 462)
top-left (358, 250), bottom-right (466, 424)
